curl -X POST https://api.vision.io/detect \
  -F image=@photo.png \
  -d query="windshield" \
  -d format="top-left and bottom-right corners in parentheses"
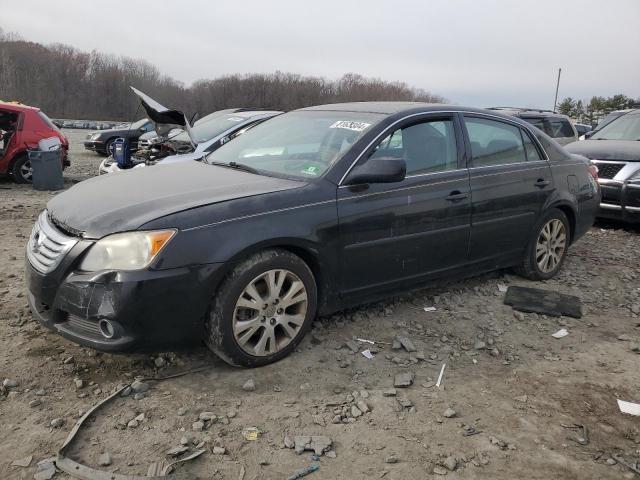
top-left (205, 111), bottom-right (384, 178)
top-left (592, 113), bottom-right (640, 141)
top-left (190, 114), bottom-right (256, 144)
top-left (129, 118), bottom-right (150, 130)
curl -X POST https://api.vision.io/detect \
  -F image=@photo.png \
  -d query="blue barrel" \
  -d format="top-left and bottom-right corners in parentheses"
top-left (112, 137), bottom-right (132, 169)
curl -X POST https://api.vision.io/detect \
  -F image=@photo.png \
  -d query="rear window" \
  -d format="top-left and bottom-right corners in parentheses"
top-left (547, 119), bottom-right (575, 138)
top-left (37, 111), bottom-right (61, 133)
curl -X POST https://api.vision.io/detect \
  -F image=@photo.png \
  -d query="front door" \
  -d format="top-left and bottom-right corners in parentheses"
top-left (337, 114), bottom-right (471, 299)
top-left (462, 115), bottom-right (554, 265)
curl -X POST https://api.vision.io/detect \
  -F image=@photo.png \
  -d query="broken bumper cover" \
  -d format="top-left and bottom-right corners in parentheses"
top-left (25, 257), bottom-right (223, 352)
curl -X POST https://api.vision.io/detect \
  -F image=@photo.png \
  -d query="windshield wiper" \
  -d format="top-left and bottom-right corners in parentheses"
top-left (228, 161), bottom-right (260, 174)
top-left (207, 160), bottom-right (260, 174)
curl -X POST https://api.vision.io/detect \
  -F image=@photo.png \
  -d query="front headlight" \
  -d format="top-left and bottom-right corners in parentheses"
top-left (91, 133), bottom-right (102, 140)
top-left (80, 230), bottom-right (176, 271)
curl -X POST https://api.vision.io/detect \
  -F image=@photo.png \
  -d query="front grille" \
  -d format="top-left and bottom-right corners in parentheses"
top-left (594, 161), bottom-right (625, 179)
top-left (27, 211), bottom-right (78, 274)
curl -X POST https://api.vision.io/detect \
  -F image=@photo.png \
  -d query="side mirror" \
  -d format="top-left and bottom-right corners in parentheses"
top-left (139, 127), bottom-right (146, 132)
top-left (346, 156), bottom-right (406, 185)
top-left (584, 130), bottom-right (595, 139)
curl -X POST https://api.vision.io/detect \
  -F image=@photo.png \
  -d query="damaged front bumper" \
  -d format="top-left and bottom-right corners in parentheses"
top-left (25, 255), bottom-right (222, 352)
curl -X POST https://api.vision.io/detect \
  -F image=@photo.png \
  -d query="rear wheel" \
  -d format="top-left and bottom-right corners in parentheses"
top-left (517, 208), bottom-right (570, 280)
top-left (205, 249), bottom-right (317, 367)
top-left (11, 154), bottom-right (32, 183)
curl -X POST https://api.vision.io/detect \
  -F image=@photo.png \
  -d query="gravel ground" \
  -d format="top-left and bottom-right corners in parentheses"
top-left (1, 129), bottom-right (640, 480)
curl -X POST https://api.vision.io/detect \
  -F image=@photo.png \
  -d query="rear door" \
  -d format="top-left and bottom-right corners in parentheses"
top-left (462, 115), bottom-right (554, 265)
top-left (338, 113), bottom-right (471, 298)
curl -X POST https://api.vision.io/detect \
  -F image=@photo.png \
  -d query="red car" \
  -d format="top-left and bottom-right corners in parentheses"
top-left (0, 101), bottom-right (69, 183)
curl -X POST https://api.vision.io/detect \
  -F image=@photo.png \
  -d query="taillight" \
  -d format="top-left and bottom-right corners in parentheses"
top-left (588, 163), bottom-right (598, 181)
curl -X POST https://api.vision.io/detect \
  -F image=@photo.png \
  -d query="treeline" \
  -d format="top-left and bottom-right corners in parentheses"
top-left (0, 28), bottom-right (445, 121)
top-left (557, 94), bottom-right (639, 125)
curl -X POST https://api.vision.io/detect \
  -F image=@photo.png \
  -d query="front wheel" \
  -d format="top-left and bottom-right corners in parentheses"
top-left (517, 208), bottom-right (570, 280)
top-left (205, 249), bottom-right (317, 367)
top-left (11, 154), bottom-right (32, 183)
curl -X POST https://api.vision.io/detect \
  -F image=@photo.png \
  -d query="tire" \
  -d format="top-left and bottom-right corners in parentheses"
top-left (11, 154), bottom-right (32, 184)
top-left (205, 249), bottom-right (317, 367)
top-left (516, 208), bottom-right (570, 280)
top-left (100, 138), bottom-right (114, 157)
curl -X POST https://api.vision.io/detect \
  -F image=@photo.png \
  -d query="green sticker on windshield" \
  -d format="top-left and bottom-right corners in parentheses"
top-left (301, 165), bottom-right (320, 176)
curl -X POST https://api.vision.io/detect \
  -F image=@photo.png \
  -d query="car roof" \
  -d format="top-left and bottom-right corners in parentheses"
top-left (487, 107), bottom-right (570, 120)
top-left (0, 101), bottom-right (39, 113)
top-left (298, 102), bottom-right (449, 114)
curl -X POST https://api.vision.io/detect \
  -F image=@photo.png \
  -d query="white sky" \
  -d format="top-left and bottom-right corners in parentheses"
top-left (1, 0), bottom-right (639, 108)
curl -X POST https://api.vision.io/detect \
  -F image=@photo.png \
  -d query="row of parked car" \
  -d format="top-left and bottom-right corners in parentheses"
top-left (54, 119), bottom-right (120, 130)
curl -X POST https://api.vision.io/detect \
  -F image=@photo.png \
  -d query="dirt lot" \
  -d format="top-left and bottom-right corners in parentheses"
top-left (1, 129), bottom-right (640, 480)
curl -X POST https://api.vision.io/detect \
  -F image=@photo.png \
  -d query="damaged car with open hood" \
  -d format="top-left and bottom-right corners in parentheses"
top-left (99, 87), bottom-right (282, 175)
top-left (25, 103), bottom-right (599, 367)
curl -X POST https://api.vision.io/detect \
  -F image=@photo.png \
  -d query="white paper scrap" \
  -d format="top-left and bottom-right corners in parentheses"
top-left (618, 399), bottom-right (640, 416)
top-left (552, 328), bottom-right (569, 339)
top-left (498, 284), bottom-right (509, 293)
top-left (436, 363), bottom-right (446, 389)
top-left (361, 349), bottom-right (374, 359)
top-left (423, 306), bottom-right (437, 312)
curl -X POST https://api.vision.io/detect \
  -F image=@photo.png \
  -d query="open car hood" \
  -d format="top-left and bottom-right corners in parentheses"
top-left (130, 86), bottom-right (196, 145)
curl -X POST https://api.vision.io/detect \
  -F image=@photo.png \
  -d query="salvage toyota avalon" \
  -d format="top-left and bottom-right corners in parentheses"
top-left (25, 103), bottom-right (600, 367)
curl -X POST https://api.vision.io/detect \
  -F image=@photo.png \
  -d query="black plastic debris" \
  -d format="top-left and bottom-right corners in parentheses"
top-left (504, 286), bottom-right (582, 318)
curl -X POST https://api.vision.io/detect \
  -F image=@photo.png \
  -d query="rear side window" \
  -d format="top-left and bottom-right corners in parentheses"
top-left (521, 129), bottom-right (543, 161)
top-left (464, 117), bottom-right (527, 166)
top-left (547, 119), bottom-right (575, 138)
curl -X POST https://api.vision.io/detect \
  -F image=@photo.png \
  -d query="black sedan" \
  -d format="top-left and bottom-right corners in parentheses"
top-left (84, 118), bottom-right (154, 155)
top-left (25, 103), bottom-right (600, 367)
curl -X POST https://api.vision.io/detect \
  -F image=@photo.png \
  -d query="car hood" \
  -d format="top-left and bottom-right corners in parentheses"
top-left (130, 86), bottom-right (196, 145)
top-left (47, 162), bottom-right (304, 239)
top-left (565, 140), bottom-right (640, 161)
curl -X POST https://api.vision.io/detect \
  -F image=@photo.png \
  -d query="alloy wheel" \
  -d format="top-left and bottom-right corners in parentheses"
top-left (20, 160), bottom-right (33, 182)
top-left (232, 269), bottom-right (308, 357)
top-left (535, 218), bottom-right (566, 273)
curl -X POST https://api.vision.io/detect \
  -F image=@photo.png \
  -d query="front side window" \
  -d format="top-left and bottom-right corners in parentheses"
top-left (205, 111), bottom-right (384, 179)
top-left (369, 119), bottom-right (458, 175)
top-left (465, 117), bottom-right (527, 166)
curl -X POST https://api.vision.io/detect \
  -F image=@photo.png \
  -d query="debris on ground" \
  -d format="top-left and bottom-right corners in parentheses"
top-left (436, 363), bottom-right (446, 389)
top-left (286, 464), bottom-right (320, 480)
top-left (361, 349), bottom-right (374, 359)
top-left (618, 399), bottom-right (640, 416)
top-left (394, 372), bottom-right (415, 388)
top-left (504, 286), bottom-right (582, 318)
top-left (242, 427), bottom-right (261, 441)
top-left (285, 435), bottom-right (333, 456)
top-left (242, 378), bottom-right (256, 391)
top-left (552, 328), bottom-right (569, 339)
top-left (443, 407), bottom-right (457, 418)
top-left (562, 424), bottom-right (589, 446)
top-left (10, 455), bottom-right (32, 467)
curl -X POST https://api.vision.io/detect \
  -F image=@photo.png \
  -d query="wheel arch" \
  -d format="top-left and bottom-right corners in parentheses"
top-left (218, 238), bottom-right (333, 315)
top-left (547, 201), bottom-right (577, 243)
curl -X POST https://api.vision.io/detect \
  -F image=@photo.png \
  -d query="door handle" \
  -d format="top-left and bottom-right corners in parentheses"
top-left (445, 191), bottom-right (469, 202)
top-left (534, 179), bottom-right (551, 188)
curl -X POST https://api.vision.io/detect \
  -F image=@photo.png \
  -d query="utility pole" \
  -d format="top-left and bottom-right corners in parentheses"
top-left (553, 68), bottom-right (562, 113)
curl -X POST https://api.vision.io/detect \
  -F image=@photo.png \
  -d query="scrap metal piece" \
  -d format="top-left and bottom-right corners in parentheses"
top-left (562, 423), bottom-right (589, 446)
top-left (613, 454), bottom-right (640, 476)
top-left (56, 366), bottom-right (212, 479)
top-left (504, 286), bottom-right (582, 318)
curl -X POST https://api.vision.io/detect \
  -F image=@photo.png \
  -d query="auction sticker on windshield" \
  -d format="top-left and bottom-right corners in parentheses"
top-left (301, 164), bottom-right (321, 176)
top-left (329, 120), bottom-right (371, 132)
